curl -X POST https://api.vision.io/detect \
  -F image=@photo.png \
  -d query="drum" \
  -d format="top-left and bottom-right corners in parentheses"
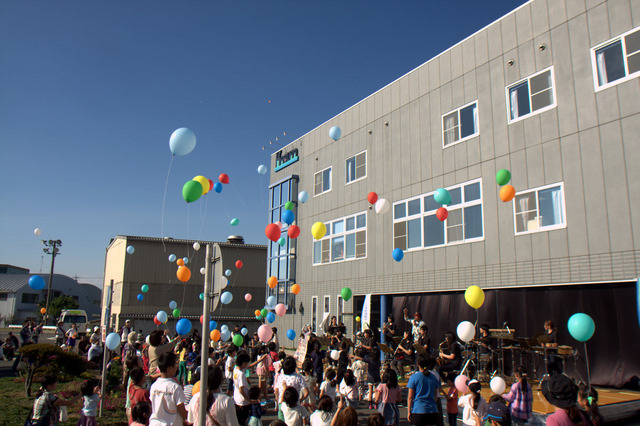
top-left (557, 345), bottom-right (573, 356)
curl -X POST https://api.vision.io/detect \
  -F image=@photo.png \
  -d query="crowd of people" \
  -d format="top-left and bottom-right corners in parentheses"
top-left (18, 314), bottom-right (604, 426)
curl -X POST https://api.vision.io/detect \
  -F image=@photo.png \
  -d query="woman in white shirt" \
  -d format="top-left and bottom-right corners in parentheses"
top-left (188, 365), bottom-right (239, 426)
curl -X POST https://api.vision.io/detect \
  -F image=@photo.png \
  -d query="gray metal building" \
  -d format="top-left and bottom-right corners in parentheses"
top-left (265, 0), bottom-right (640, 386)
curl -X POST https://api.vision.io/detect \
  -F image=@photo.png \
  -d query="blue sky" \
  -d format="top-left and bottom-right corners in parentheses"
top-left (0, 0), bottom-right (526, 287)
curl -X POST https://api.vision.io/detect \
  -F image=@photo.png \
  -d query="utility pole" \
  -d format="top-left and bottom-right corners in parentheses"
top-left (42, 239), bottom-right (61, 325)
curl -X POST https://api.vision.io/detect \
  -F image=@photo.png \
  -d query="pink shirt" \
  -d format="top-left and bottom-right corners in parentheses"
top-left (546, 408), bottom-right (588, 426)
top-left (376, 383), bottom-right (400, 404)
top-left (256, 354), bottom-right (272, 376)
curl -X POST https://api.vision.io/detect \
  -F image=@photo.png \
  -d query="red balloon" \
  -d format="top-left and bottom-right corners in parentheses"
top-left (436, 207), bottom-right (448, 221)
top-left (367, 192), bottom-right (378, 204)
top-left (236, 260), bottom-right (243, 269)
top-left (265, 223), bottom-right (280, 242)
top-left (287, 225), bottom-right (301, 239)
top-left (199, 315), bottom-right (203, 324)
top-left (219, 173), bottom-right (229, 184)
top-left (153, 316), bottom-right (161, 325)
top-left (208, 179), bottom-right (214, 191)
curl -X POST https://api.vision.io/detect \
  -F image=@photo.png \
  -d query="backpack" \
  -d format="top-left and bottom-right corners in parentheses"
top-left (24, 394), bottom-right (52, 426)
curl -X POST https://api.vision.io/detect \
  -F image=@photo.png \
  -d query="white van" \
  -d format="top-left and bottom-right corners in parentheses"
top-left (58, 309), bottom-right (89, 336)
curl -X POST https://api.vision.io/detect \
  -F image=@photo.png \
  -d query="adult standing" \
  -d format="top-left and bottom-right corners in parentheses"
top-left (65, 323), bottom-right (78, 351)
top-left (31, 320), bottom-right (44, 344)
top-left (148, 329), bottom-right (180, 377)
top-left (20, 320), bottom-right (32, 347)
top-left (120, 320), bottom-right (134, 355)
top-left (55, 321), bottom-right (66, 347)
top-left (403, 308), bottom-right (425, 343)
top-left (382, 314), bottom-right (399, 349)
top-left (407, 353), bottom-right (441, 426)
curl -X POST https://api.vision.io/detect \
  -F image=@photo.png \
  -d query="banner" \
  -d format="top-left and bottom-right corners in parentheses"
top-left (361, 294), bottom-right (371, 333)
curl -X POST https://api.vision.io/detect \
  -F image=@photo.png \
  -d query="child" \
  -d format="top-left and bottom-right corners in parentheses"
top-left (310, 395), bottom-right (333, 426)
top-left (440, 372), bottom-right (458, 426)
top-left (183, 371), bottom-right (198, 406)
top-left (29, 374), bottom-right (81, 425)
top-left (319, 369), bottom-right (337, 402)
top-left (351, 348), bottom-right (367, 404)
top-left (281, 386), bottom-right (310, 426)
top-left (367, 413), bottom-right (385, 426)
top-left (336, 340), bottom-right (350, 385)
top-left (248, 385), bottom-right (264, 426)
top-left (301, 359), bottom-right (318, 407)
top-left (361, 347), bottom-right (382, 409)
top-left (225, 345), bottom-right (237, 395)
top-left (458, 380), bottom-right (488, 425)
top-left (502, 366), bottom-right (532, 424)
top-left (77, 379), bottom-right (100, 426)
top-left (128, 367), bottom-right (150, 416)
top-left (374, 369), bottom-right (402, 426)
top-left (177, 341), bottom-right (189, 385)
top-left (233, 351), bottom-right (253, 425)
top-left (255, 345), bottom-right (272, 403)
top-left (339, 369), bottom-right (359, 408)
top-left (131, 401), bottom-right (152, 426)
top-left (149, 351), bottom-right (187, 425)
top-left (578, 383), bottom-right (603, 426)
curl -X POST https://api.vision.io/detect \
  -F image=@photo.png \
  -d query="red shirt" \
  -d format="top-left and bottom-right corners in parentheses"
top-left (446, 385), bottom-right (458, 414)
top-left (128, 383), bottom-right (150, 409)
top-left (268, 351), bottom-right (278, 371)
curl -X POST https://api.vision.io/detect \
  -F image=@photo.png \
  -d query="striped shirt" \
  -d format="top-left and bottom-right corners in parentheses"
top-left (503, 381), bottom-right (533, 420)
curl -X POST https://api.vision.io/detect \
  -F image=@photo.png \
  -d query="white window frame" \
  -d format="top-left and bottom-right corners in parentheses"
top-left (312, 296), bottom-right (318, 334)
top-left (314, 166), bottom-right (332, 197)
top-left (442, 100), bottom-right (479, 148)
top-left (312, 212), bottom-right (368, 265)
top-left (392, 178), bottom-right (485, 252)
top-left (505, 66), bottom-right (557, 124)
top-left (323, 295), bottom-right (330, 323)
top-left (513, 182), bottom-right (567, 235)
top-left (345, 150), bottom-right (367, 185)
top-left (591, 26), bottom-right (640, 91)
top-left (337, 296), bottom-right (344, 325)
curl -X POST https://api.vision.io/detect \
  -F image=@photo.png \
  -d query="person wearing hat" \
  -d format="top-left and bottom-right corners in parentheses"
top-left (403, 308), bottom-right (426, 342)
top-left (541, 374), bottom-right (589, 425)
top-left (120, 319), bottom-right (133, 354)
top-left (90, 326), bottom-right (101, 345)
top-left (471, 401), bottom-right (509, 426)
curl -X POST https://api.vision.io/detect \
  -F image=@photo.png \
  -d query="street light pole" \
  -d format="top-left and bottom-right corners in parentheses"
top-left (42, 239), bottom-right (61, 325)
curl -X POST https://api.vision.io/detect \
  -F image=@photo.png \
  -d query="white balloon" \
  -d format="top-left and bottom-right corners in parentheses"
top-left (374, 199), bottom-right (390, 214)
top-left (298, 191), bottom-right (309, 203)
top-left (330, 350), bottom-right (340, 361)
top-left (490, 376), bottom-right (506, 394)
top-left (193, 242), bottom-right (201, 251)
top-left (456, 321), bottom-right (475, 342)
top-left (200, 267), bottom-right (206, 275)
top-left (34, 228), bottom-right (42, 237)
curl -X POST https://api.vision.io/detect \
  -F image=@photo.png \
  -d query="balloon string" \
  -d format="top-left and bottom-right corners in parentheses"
top-left (219, 193), bottom-right (232, 222)
top-left (161, 155), bottom-right (175, 253)
top-left (196, 197), bottom-right (208, 243)
top-left (230, 184), bottom-right (248, 208)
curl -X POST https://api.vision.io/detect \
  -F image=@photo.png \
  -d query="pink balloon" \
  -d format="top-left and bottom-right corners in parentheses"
top-left (455, 375), bottom-right (469, 393)
top-left (244, 293), bottom-right (252, 302)
top-left (275, 221), bottom-right (283, 229)
top-left (258, 324), bottom-right (273, 343)
top-left (275, 303), bottom-right (287, 317)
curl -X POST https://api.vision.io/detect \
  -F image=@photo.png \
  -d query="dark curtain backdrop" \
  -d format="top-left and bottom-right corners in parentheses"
top-left (390, 281), bottom-right (640, 388)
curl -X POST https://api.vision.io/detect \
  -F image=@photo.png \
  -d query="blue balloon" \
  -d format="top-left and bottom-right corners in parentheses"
top-left (28, 275), bottom-right (46, 290)
top-left (176, 318), bottom-right (192, 335)
top-left (241, 327), bottom-right (248, 336)
top-left (126, 245), bottom-right (135, 254)
top-left (169, 128), bottom-right (196, 156)
top-left (329, 126), bottom-right (342, 141)
top-left (213, 182), bottom-right (222, 193)
top-left (392, 248), bottom-right (404, 262)
top-left (209, 320), bottom-right (217, 330)
top-left (282, 210), bottom-right (295, 225)
top-left (156, 310), bottom-right (168, 323)
top-left (257, 165), bottom-right (268, 175)
top-left (221, 324), bottom-right (229, 332)
top-left (225, 269), bottom-right (232, 277)
top-left (105, 332), bottom-right (120, 351)
top-left (168, 254), bottom-right (176, 262)
top-left (298, 191), bottom-right (309, 203)
top-left (169, 300), bottom-right (177, 310)
top-left (567, 313), bottom-right (595, 342)
top-left (286, 329), bottom-right (296, 340)
top-left (137, 294), bottom-right (144, 301)
top-left (266, 312), bottom-right (276, 323)
top-left (221, 291), bottom-right (233, 304)
top-left (267, 295), bottom-right (276, 307)
top-left (220, 329), bottom-right (230, 342)
top-left (182, 257), bottom-right (189, 265)
top-left (434, 188), bottom-right (452, 205)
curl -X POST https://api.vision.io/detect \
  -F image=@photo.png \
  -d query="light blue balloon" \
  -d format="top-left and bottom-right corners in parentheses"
top-left (241, 327), bottom-right (248, 336)
top-left (176, 318), bottom-right (192, 335)
top-left (329, 126), bottom-right (342, 141)
top-left (266, 312), bottom-right (276, 323)
top-left (257, 165), bottom-right (267, 175)
top-left (209, 320), bottom-right (217, 330)
top-left (28, 275), bottom-right (46, 290)
top-left (278, 237), bottom-right (286, 247)
top-left (225, 269), bottom-right (232, 277)
top-left (434, 188), bottom-right (452, 205)
top-left (220, 329), bottom-right (230, 342)
top-left (392, 248), bottom-right (404, 262)
top-left (105, 332), bottom-right (121, 351)
top-left (221, 291), bottom-right (233, 304)
top-left (169, 300), bottom-right (177, 310)
top-left (221, 324), bottom-right (229, 332)
top-left (169, 128), bottom-right (196, 156)
top-left (137, 294), bottom-right (144, 301)
top-left (267, 296), bottom-right (276, 307)
top-left (156, 310), bottom-right (168, 323)
top-left (286, 329), bottom-right (296, 340)
top-left (298, 191), bottom-right (309, 203)
top-left (168, 254), bottom-right (176, 262)
top-left (282, 210), bottom-right (295, 225)
top-left (213, 182), bottom-right (222, 193)
top-left (182, 257), bottom-right (189, 265)
top-left (567, 313), bottom-right (595, 342)
top-left (126, 245), bottom-right (135, 255)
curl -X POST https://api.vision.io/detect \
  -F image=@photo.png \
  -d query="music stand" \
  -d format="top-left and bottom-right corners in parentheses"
top-left (377, 343), bottom-right (394, 355)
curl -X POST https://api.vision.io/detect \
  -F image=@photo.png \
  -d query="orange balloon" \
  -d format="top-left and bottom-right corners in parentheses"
top-left (210, 330), bottom-right (220, 341)
top-left (267, 276), bottom-right (277, 289)
top-left (193, 380), bottom-right (200, 394)
top-left (177, 266), bottom-right (191, 282)
top-left (177, 258), bottom-right (185, 267)
top-left (40, 308), bottom-right (46, 314)
top-left (499, 184), bottom-right (516, 202)
top-left (254, 310), bottom-right (261, 317)
top-left (291, 284), bottom-right (301, 295)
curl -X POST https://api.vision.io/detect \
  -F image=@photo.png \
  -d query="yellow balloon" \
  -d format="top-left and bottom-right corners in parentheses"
top-left (465, 285), bottom-right (485, 309)
top-left (311, 222), bottom-right (327, 240)
top-left (193, 176), bottom-right (210, 195)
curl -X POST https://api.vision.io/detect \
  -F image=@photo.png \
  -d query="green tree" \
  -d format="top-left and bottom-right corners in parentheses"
top-left (38, 295), bottom-right (78, 320)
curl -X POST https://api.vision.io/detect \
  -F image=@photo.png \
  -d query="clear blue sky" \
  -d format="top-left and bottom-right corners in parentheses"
top-left (0, 0), bottom-right (526, 287)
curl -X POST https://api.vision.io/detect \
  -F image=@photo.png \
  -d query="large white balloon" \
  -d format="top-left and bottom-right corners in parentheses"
top-left (105, 332), bottom-right (120, 351)
top-left (330, 350), bottom-right (340, 360)
top-left (374, 199), bottom-right (390, 214)
top-left (169, 128), bottom-right (196, 156)
top-left (490, 376), bottom-right (506, 394)
top-left (193, 242), bottom-right (201, 251)
top-left (456, 321), bottom-right (475, 342)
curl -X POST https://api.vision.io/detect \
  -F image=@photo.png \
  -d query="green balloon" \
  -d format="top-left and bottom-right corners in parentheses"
top-left (341, 287), bottom-right (352, 301)
top-left (496, 169), bottom-right (511, 186)
top-left (141, 284), bottom-right (149, 293)
top-left (278, 237), bottom-right (286, 247)
top-left (260, 308), bottom-right (268, 317)
top-left (172, 309), bottom-right (181, 317)
top-left (199, 293), bottom-right (205, 301)
top-left (230, 218), bottom-right (239, 226)
top-left (232, 334), bottom-right (244, 347)
top-left (182, 180), bottom-right (203, 203)
top-left (284, 201), bottom-right (295, 211)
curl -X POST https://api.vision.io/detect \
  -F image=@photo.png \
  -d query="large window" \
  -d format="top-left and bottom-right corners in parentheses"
top-left (346, 151), bottom-right (366, 184)
top-left (314, 167), bottom-right (332, 196)
top-left (267, 176), bottom-right (298, 306)
top-left (442, 101), bottom-right (478, 147)
top-left (507, 67), bottom-right (556, 123)
top-left (592, 26), bottom-right (640, 90)
top-left (393, 179), bottom-right (484, 251)
top-left (323, 296), bottom-right (330, 323)
top-left (313, 212), bottom-right (367, 265)
top-left (337, 296), bottom-right (344, 325)
top-left (514, 183), bottom-right (566, 234)
top-left (22, 293), bottom-right (38, 304)
top-left (312, 296), bottom-right (318, 334)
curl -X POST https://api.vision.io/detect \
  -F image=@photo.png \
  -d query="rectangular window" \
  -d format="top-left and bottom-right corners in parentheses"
top-left (324, 295), bottom-right (330, 321)
top-left (313, 212), bottom-right (367, 265)
top-left (442, 101), bottom-right (479, 147)
top-left (22, 293), bottom-right (38, 304)
top-left (314, 167), bottom-right (332, 196)
top-left (514, 183), bottom-right (566, 234)
top-left (592, 27), bottom-right (640, 90)
top-left (0, 293), bottom-right (7, 301)
top-left (507, 67), bottom-right (556, 123)
top-left (394, 179), bottom-right (484, 251)
top-left (312, 296), bottom-right (318, 334)
top-left (346, 151), bottom-right (367, 184)
top-left (337, 296), bottom-right (344, 325)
